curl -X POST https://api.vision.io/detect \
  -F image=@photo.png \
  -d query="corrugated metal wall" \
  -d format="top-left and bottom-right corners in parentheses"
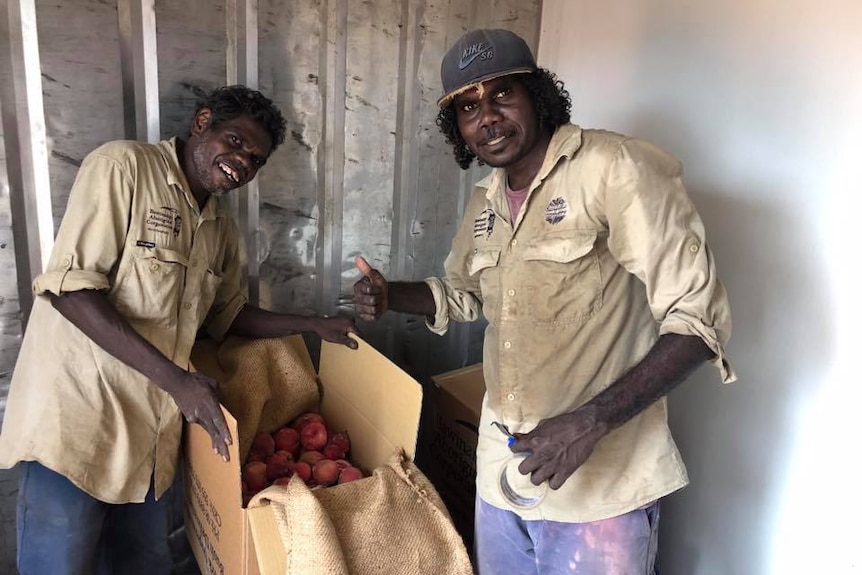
top-left (0, 0), bottom-right (541, 570)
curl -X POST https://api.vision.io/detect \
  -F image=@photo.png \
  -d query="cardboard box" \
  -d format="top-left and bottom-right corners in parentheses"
top-left (183, 335), bottom-right (423, 575)
top-left (425, 363), bottom-right (485, 550)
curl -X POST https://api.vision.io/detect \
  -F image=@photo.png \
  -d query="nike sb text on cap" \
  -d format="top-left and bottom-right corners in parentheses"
top-left (438, 28), bottom-right (537, 107)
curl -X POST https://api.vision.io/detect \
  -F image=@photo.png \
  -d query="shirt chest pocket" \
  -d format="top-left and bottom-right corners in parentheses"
top-left (111, 246), bottom-right (189, 328)
top-left (520, 230), bottom-right (603, 325)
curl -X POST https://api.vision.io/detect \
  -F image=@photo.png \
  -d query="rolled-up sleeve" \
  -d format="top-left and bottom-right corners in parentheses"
top-left (605, 138), bottom-right (736, 383)
top-left (33, 152), bottom-right (133, 297)
top-left (424, 276), bottom-right (483, 335)
top-left (424, 190), bottom-right (486, 335)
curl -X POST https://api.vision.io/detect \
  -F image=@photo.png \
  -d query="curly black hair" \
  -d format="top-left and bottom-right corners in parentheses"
top-left (435, 68), bottom-right (572, 170)
top-left (196, 85), bottom-right (287, 152)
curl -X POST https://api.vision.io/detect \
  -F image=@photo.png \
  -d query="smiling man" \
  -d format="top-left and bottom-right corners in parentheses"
top-left (0, 85), bottom-right (359, 575)
top-left (354, 30), bottom-right (736, 574)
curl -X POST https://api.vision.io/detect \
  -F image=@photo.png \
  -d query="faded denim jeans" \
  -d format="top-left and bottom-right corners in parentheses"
top-left (16, 461), bottom-right (174, 575)
top-left (475, 496), bottom-right (660, 575)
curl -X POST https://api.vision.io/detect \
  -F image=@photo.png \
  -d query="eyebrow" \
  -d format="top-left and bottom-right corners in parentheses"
top-left (226, 127), bottom-right (269, 154)
top-left (455, 79), bottom-right (513, 103)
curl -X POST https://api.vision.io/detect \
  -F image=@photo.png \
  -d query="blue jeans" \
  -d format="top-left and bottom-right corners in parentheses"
top-left (16, 461), bottom-right (174, 575)
top-left (475, 496), bottom-right (660, 575)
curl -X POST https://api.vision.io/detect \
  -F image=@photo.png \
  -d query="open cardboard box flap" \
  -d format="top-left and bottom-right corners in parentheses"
top-left (432, 363), bottom-right (484, 419)
top-left (246, 336), bottom-right (423, 575)
top-left (317, 335), bottom-right (422, 466)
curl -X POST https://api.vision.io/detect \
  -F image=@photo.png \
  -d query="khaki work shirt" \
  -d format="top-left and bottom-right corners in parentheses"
top-left (0, 138), bottom-right (246, 503)
top-left (425, 124), bottom-right (735, 522)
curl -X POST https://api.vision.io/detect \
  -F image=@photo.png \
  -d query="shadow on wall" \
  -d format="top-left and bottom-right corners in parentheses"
top-left (257, 82), bottom-right (324, 318)
top-left (259, 200), bottom-right (320, 314)
top-left (655, 185), bottom-right (833, 573)
top-left (159, 82), bottom-right (212, 141)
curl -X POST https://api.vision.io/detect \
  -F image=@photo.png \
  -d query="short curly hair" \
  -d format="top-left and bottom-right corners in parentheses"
top-left (435, 68), bottom-right (572, 170)
top-left (196, 85), bottom-right (287, 152)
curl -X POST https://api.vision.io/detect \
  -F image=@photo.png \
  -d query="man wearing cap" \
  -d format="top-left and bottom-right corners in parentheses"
top-left (354, 29), bottom-right (735, 574)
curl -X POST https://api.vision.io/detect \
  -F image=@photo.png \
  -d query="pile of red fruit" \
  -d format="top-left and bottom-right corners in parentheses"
top-left (241, 412), bottom-right (364, 506)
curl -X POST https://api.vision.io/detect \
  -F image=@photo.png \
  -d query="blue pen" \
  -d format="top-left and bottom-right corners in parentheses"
top-left (491, 421), bottom-right (517, 447)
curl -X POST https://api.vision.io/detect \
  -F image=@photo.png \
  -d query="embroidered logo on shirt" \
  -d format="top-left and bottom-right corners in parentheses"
top-left (474, 209), bottom-right (497, 239)
top-left (545, 197), bottom-right (568, 224)
top-left (136, 240), bottom-right (156, 248)
top-left (146, 207), bottom-right (182, 237)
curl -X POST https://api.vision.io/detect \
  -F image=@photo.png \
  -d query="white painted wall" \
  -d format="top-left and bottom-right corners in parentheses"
top-left (538, 1), bottom-right (861, 574)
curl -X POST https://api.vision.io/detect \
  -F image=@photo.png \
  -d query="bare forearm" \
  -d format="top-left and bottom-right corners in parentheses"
top-left (386, 281), bottom-right (436, 317)
top-left (584, 333), bottom-right (713, 431)
top-left (49, 290), bottom-right (184, 391)
top-left (52, 289), bottom-right (235, 460)
top-left (228, 304), bottom-right (316, 338)
top-left (228, 304), bottom-right (360, 348)
top-left (512, 333), bottom-right (714, 489)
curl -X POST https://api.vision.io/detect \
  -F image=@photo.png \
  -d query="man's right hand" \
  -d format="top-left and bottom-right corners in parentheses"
top-left (49, 289), bottom-right (234, 461)
top-left (166, 371), bottom-right (233, 461)
top-left (353, 255), bottom-right (389, 321)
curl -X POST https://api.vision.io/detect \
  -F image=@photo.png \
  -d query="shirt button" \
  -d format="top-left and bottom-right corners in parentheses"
top-left (507, 289), bottom-right (516, 297)
top-left (184, 302), bottom-right (192, 310)
top-left (150, 262), bottom-right (160, 271)
top-left (511, 239), bottom-right (518, 247)
top-left (689, 243), bottom-right (700, 253)
top-left (504, 341), bottom-right (512, 349)
top-left (507, 393), bottom-right (515, 401)
top-left (61, 258), bottom-right (71, 267)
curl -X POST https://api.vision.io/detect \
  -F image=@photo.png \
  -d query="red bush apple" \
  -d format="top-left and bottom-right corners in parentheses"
top-left (293, 461), bottom-right (312, 483)
top-left (266, 451), bottom-right (294, 482)
top-left (329, 431), bottom-right (350, 454)
top-left (300, 421), bottom-right (328, 451)
top-left (242, 461), bottom-right (268, 492)
top-left (338, 466), bottom-right (364, 484)
top-left (322, 443), bottom-right (345, 460)
top-left (251, 431), bottom-right (275, 457)
top-left (291, 412), bottom-right (326, 434)
top-left (299, 450), bottom-right (324, 465)
top-left (312, 459), bottom-right (340, 486)
top-left (273, 427), bottom-right (301, 455)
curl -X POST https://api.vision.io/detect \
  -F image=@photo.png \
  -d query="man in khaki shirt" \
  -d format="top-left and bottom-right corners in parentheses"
top-left (0, 85), bottom-right (359, 575)
top-left (354, 30), bottom-right (735, 574)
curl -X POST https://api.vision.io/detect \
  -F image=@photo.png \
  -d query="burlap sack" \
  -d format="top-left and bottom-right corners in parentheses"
top-left (190, 336), bottom-right (320, 463)
top-left (249, 451), bottom-right (474, 575)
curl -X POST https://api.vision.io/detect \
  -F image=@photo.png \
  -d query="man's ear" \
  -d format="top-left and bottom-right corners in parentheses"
top-left (191, 108), bottom-right (213, 136)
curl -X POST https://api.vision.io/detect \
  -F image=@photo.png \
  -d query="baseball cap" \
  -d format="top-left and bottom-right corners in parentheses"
top-left (438, 28), bottom-right (537, 108)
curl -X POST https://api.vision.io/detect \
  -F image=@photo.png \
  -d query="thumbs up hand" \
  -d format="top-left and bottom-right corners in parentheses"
top-left (353, 255), bottom-right (389, 321)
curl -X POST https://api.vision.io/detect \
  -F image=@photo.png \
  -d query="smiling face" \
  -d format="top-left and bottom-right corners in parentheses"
top-left (453, 75), bottom-right (551, 187)
top-left (185, 109), bottom-right (272, 203)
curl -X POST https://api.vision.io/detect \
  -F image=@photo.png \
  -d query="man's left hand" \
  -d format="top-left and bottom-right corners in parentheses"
top-left (314, 316), bottom-right (361, 349)
top-left (509, 407), bottom-right (608, 490)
